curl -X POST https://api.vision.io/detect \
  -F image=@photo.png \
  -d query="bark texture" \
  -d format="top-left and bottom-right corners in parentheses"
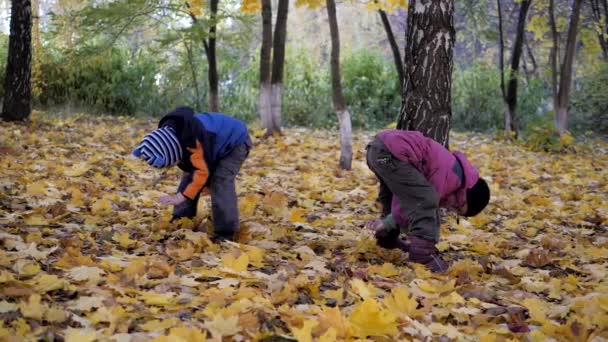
top-left (270, 0), bottom-right (289, 135)
top-left (555, 0), bottom-right (583, 136)
top-left (503, 0), bottom-right (532, 139)
top-left (259, 0), bottom-right (274, 135)
top-left (2, 0), bottom-right (33, 122)
top-left (379, 9), bottom-right (404, 89)
top-left (206, 0), bottom-right (219, 112)
top-left (397, 0), bottom-right (455, 147)
top-left (327, 0), bottom-right (352, 170)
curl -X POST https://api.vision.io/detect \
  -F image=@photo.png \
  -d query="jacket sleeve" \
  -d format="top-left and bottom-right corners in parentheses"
top-left (182, 140), bottom-right (209, 199)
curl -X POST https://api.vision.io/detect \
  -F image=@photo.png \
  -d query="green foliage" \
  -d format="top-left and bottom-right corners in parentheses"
top-left (0, 34), bottom-right (7, 101)
top-left (521, 114), bottom-right (576, 152)
top-left (37, 48), bottom-right (168, 115)
top-left (571, 62), bottom-right (608, 135)
top-left (283, 47), bottom-right (333, 128)
top-left (341, 49), bottom-right (401, 129)
top-left (451, 62), bottom-right (546, 132)
top-left (452, 62), bottom-right (503, 131)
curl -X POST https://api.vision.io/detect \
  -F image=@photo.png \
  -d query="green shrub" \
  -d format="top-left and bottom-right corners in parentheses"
top-left (38, 48), bottom-right (166, 115)
top-left (452, 62), bottom-right (546, 132)
top-left (341, 49), bottom-right (401, 129)
top-left (571, 62), bottom-right (608, 135)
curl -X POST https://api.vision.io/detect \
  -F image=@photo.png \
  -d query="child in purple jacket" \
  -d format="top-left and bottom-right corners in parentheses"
top-left (366, 130), bottom-right (490, 272)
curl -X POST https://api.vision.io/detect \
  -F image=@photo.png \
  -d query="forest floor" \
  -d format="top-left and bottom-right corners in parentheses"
top-left (0, 112), bottom-right (607, 341)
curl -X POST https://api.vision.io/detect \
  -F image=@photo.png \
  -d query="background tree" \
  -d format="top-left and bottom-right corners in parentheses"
top-left (551, 0), bottom-right (584, 136)
top-left (589, 0), bottom-right (608, 59)
top-left (327, 0), bottom-right (352, 169)
top-left (397, 0), bottom-right (455, 147)
top-left (378, 9), bottom-right (404, 90)
top-left (188, 0), bottom-right (220, 111)
top-left (270, 0), bottom-right (289, 135)
top-left (498, 0), bottom-right (532, 138)
top-left (259, 0), bottom-right (274, 135)
top-left (2, 0), bottom-right (33, 122)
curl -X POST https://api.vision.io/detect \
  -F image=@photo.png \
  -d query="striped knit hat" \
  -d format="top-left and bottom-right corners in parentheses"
top-left (132, 127), bottom-right (182, 168)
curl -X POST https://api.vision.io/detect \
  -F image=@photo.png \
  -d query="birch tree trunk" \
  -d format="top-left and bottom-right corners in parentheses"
top-left (270, 0), bottom-right (289, 135)
top-left (259, 0), bottom-right (274, 136)
top-left (555, 0), bottom-right (583, 136)
top-left (327, 0), bottom-right (352, 170)
top-left (396, 0), bottom-right (455, 147)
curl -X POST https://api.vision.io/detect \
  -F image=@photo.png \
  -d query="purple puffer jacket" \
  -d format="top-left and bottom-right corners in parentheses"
top-left (376, 130), bottom-right (480, 227)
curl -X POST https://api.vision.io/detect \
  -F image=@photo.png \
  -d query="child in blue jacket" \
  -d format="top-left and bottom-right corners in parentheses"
top-left (133, 106), bottom-right (251, 241)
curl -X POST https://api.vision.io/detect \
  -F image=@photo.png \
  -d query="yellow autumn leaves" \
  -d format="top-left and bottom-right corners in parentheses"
top-left (0, 112), bottom-right (607, 341)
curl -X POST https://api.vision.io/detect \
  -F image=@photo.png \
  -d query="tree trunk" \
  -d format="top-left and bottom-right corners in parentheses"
top-left (590, 0), bottom-right (608, 59)
top-left (185, 40), bottom-right (202, 109)
top-left (259, 0), bottom-right (273, 136)
top-left (327, 0), bottom-right (352, 170)
top-left (206, 0), bottom-right (219, 112)
top-left (549, 0), bottom-right (559, 103)
top-left (396, 0), bottom-right (455, 147)
top-left (497, 0), bottom-right (505, 99)
top-left (31, 0), bottom-right (42, 98)
top-left (524, 35), bottom-right (538, 74)
top-left (2, 0), bottom-right (32, 122)
top-left (378, 9), bottom-right (404, 90)
top-left (503, 0), bottom-right (532, 139)
top-left (555, 0), bottom-right (583, 136)
top-left (270, 0), bottom-right (289, 136)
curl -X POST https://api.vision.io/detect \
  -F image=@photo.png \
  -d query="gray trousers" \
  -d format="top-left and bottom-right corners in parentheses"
top-left (366, 138), bottom-right (440, 242)
top-left (173, 140), bottom-right (250, 240)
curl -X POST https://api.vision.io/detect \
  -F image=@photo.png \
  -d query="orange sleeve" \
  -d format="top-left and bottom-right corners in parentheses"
top-left (182, 140), bottom-right (209, 199)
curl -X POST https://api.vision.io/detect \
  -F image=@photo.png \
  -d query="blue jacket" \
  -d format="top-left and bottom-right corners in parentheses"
top-left (195, 112), bottom-right (249, 163)
top-left (159, 107), bottom-right (249, 199)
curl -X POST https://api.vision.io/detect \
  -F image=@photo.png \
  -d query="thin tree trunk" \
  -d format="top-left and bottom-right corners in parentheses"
top-left (187, 0), bottom-right (220, 111)
top-left (379, 9), bottom-right (404, 90)
top-left (524, 35), bottom-right (538, 74)
top-left (503, 0), bottom-right (532, 139)
top-left (603, 0), bottom-right (608, 48)
top-left (31, 0), bottom-right (42, 98)
top-left (555, 0), bottom-right (583, 136)
top-left (270, 0), bottom-right (289, 135)
top-left (207, 0), bottom-right (219, 111)
top-left (590, 0), bottom-right (608, 59)
top-left (259, 0), bottom-right (273, 136)
top-left (327, 0), bottom-right (352, 170)
top-left (396, 0), bottom-right (455, 147)
top-left (185, 40), bottom-right (202, 109)
top-left (497, 0), bottom-right (505, 98)
top-left (522, 52), bottom-right (531, 84)
top-left (2, 0), bottom-right (32, 122)
top-left (549, 0), bottom-right (559, 104)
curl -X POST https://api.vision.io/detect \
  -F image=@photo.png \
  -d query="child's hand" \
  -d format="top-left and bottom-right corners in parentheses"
top-left (366, 218), bottom-right (385, 232)
top-left (158, 193), bottom-right (187, 206)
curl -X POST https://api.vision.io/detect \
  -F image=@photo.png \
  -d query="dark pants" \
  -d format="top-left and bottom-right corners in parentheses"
top-left (366, 138), bottom-right (440, 242)
top-left (173, 139), bottom-right (251, 240)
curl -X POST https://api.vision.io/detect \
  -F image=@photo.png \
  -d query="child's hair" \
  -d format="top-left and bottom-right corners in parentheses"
top-left (463, 178), bottom-right (490, 216)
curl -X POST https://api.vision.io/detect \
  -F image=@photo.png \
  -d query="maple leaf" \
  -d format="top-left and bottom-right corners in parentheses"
top-left (204, 314), bottom-right (240, 339)
top-left (290, 319), bottom-right (318, 342)
top-left (349, 298), bottom-right (398, 337)
top-left (383, 287), bottom-right (418, 318)
top-left (64, 328), bottom-right (97, 342)
top-left (113, 232), bottom-right (137, 249)
top-left (221, 252), bottom-right (249, 272)
top-left (67, 266), bottom-right (105, 284)
top-left (19, 294), bottom-right (45, 320)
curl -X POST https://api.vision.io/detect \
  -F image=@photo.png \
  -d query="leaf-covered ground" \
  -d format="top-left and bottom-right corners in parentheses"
top-left (0, 113), bottom-right (607, 342)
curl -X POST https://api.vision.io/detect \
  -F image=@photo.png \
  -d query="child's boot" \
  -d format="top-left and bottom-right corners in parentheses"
top-left (408, 235), bottom-right (448, 272)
